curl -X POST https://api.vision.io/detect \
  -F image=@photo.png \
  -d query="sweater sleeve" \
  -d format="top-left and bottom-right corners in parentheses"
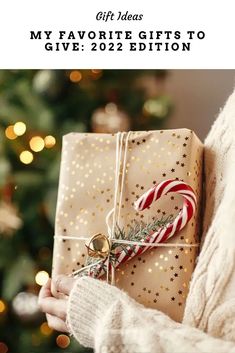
top-left (66, 277), bottom-right (235, 353)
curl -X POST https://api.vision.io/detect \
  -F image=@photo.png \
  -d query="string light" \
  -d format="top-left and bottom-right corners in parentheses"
top-left (40, 322), bottom-right (53, 336)
top-left (44, 135), bottom-right (56, 148)
top-left (29, 136), bottom-right (45, 152)
top-left (19, 151), bottom-right (34, 164)
top-left (35, 271), bottom-right (49, 286)
top-left (69, 70), bottom-right (82, 83)
top-left (56, 334), bottom-right (70, 349)
top-left (13, 122), bottom-right (26, 136)
top-left (5, 125), bottom-right (17, 140)
top-left (0, 300), bottom-right (6, 314)
top-left (0, 342), bottom-right (8, 353)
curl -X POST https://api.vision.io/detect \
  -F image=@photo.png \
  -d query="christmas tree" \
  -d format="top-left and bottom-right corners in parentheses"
top-left (0, 69), bottom-right (172, 353)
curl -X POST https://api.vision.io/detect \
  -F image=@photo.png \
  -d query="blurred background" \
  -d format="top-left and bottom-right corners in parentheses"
top-left (0, 69), bottom-right (234, 353)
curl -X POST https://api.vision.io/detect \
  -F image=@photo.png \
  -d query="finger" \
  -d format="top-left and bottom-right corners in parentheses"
top-left (38, 278), bottom-right (52, 300)
top-left (46, 313), bottom-right (68, 333)
top-left (52, 275), bottom-right (75, 296)
top-left (39, 297), bottom-right (67, 320)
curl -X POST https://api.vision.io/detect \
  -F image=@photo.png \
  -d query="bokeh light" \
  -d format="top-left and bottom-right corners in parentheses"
top-left (56, 334), bottom-right (70, 349)
top-left (143, 98), bottom-right (169, 118)
top-left (19, 150), bottom-right (34, 164)
top-left (0, 300), bottom-right (6, 314)
top-left (90, 69), bottom-right (103, 80)
top-left (105, 102), bottom-right (117, 114)
top-left (13, 122), bottom-right (26, 136)
top-left (0, 342), bottom-right (8, 353)
top-left (69, 70), bottom-right (82, 83)
top-left (35, 271), bottom-right (49, 286)
top-left (91, 69), bottom-right (102, 74)
top-left (5, 125), bottom-right (17, 140)
top-left (29, 136), bottom-right (45, 152)
top-left (12, 292), bottom-right (39, 319)
top-left (44, 135), bottom-right (56, 148)
top-left (40, 322), bottom-right (53, 336)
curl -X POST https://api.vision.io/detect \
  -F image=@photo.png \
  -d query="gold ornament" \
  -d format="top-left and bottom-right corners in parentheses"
top-left (86, 233), bottom-right (111, 259)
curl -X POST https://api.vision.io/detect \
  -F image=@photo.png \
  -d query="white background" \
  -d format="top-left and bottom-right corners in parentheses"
top-left (0, 0), bottom-right (235, 68)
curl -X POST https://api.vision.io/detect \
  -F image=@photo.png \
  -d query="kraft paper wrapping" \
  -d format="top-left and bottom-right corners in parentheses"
top-left (52, 129), bottom-right (203, 322)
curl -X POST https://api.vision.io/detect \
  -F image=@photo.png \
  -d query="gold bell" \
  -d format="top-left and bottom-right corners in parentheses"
top-left (86, 233), bottom-right (111, 259)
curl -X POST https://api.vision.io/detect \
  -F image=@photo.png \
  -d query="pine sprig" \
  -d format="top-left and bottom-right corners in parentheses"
top-left (113, 215), bottom-right (174, 247)
top-left (80, 215), bottom-right (174, 276)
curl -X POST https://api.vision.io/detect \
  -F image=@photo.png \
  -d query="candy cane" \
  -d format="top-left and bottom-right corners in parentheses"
top-left (114, 179), bottom-right (197, 265)
top-left (89, 179), bottom-right (197, 278)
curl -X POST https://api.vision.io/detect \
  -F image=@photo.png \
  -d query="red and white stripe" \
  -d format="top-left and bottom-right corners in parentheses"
top-left (89, 179), bottom-right (197, 278)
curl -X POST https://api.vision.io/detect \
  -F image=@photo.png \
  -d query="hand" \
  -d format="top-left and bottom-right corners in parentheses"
top-left (38, 275), bottom-right (76, 332)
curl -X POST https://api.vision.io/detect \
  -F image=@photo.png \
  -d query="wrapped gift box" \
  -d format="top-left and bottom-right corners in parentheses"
top-left (52, 129), bottom-right (203, 322)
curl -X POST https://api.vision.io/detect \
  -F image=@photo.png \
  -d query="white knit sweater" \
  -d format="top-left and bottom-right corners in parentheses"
top-left (67, 90), bottom-right (235, 352)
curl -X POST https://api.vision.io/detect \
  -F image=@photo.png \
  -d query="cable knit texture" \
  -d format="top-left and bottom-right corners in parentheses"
top-left (67, 89), bottom-right (235, 352)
